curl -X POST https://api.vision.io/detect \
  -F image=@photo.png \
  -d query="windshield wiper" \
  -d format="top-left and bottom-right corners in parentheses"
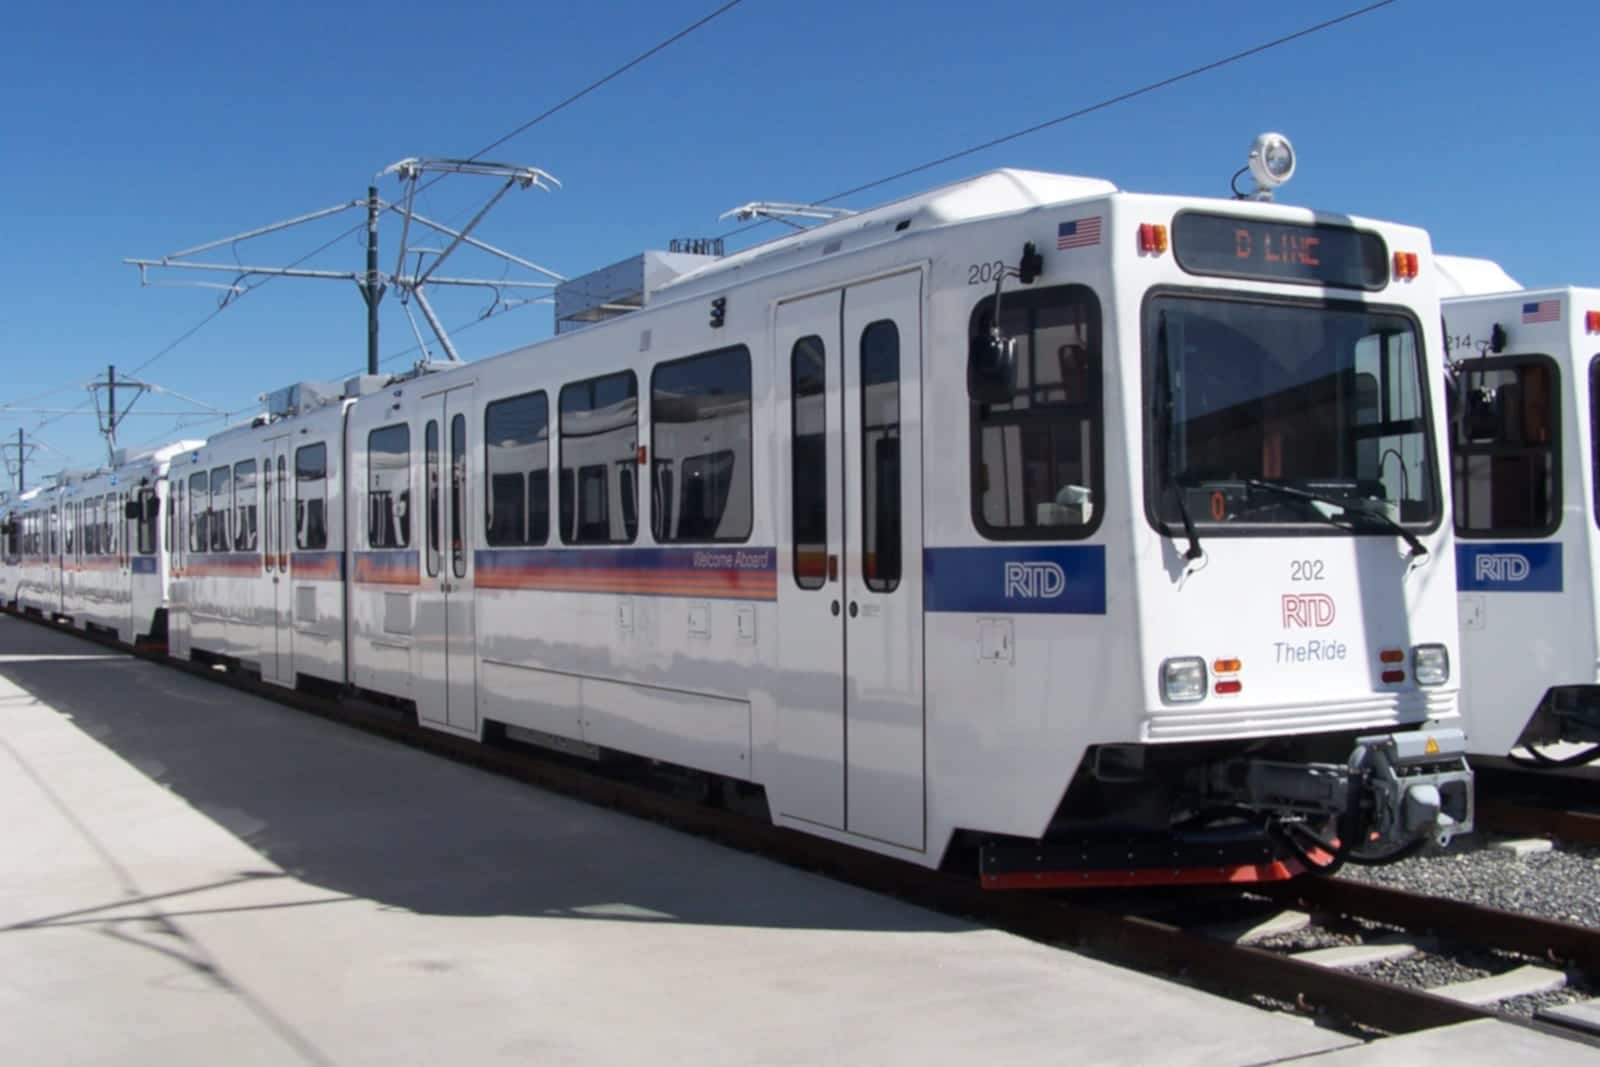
top-left (1155, 312), bottom-right (1201, 561)
top-left (1241, 479), bottom-right (1428, 559)
top-left (1169, 484), bottom-right (1203, 560)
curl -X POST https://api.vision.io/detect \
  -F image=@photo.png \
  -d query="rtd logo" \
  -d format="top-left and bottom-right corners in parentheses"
top-left (1475, 553), bottom-right (1531, 582)
top-left (1004, 561), bottom-right (1067, 599)
top-left (1282, 593), bottom-right (1336, 629)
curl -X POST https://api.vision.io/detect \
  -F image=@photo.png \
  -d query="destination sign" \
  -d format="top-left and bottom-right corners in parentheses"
top-left (1172, 212), bottom-right (1389, 291)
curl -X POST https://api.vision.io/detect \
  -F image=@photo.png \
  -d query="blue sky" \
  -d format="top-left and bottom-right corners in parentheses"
top-left (1, 0), bottom-right (1593, 481)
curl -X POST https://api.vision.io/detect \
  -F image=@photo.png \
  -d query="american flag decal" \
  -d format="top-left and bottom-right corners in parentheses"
top-left (1057, 216), bottom-right (1102, 250)
top-left (1522, 299), bottom-right (1560, 324)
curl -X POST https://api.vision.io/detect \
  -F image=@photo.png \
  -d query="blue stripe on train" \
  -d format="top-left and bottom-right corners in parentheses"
top-left (924, 545), bottom-right (1106, 615)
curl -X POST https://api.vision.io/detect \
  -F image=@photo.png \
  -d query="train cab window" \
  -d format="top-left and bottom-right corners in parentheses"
top-left (791, 335), bottom-right (828, 589)
top-left (210, 466), bottom-right (232, 552)
top-left (367, 425), bottom-right (411, 549)
top-left (233, 462), bottom-right (258, 552)
top-left (650, 346), bottom-right (752, 543)
top-left (970, 284), bottom-right (1103, 540)
top-left (1452, 355), bottom-right (1560, 537)
top-left (138, 488), bottom-right (157, 556)
top-left (861, 321), bottom-right (902, 592)
top-left (425, 421), bottom-right (440, 577)
top-left (295, 443), bottom-right (329, 551)
top-left (559, 371), bottom-right (638, 544)
top-left (484, 392), bottom-right (549, 546)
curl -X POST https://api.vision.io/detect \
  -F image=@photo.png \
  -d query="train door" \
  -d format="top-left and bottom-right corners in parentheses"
top-left (415, 387), bottom-right (479, 735)
top-left (262, 436), bottom-right (294, 686)
top-left (774, 270), bottom-right (926, 850)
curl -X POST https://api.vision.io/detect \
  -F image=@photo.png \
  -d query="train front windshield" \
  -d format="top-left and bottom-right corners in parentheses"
top-left (1144, 294), bottom-right (1440, 534)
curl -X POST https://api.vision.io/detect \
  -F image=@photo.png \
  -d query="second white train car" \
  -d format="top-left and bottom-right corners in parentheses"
top-left (166, 157), bottom-right (1474, 886)
top-left (1440, 256), bottom-right (1600, 766)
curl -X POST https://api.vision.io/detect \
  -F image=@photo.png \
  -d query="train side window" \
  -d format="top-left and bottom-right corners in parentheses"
top-left (450, 414), bottom-right (467, 578)
top-left (559, 371), bottom-right (638, 545)
top-left (861, 321), bottom-right (902, 592)
top-left (233, 461), bottom-right (258, 552)
top-left (295, 443), bottom-right (329, 551)
top-left (1452, 355), bottom-right (1560, 538)
top-left (425, 421), bottom-right (440, 576)
top-left (969, 284), bottom-right (1104, 540)
top-left (63, 503), bottom-right (75, 556)
top-left (209, 466), bottom-right (232, 552)
top-left (49, 505), bottom-right (58, 558)
top-left (484, 391), bottom-right (549, 547)
top-left (791, 335), bottom-right (827, 589)
top-left (1591, 356), bottom-right (1600, 531)
top-left (276, 457), bottom-right (287, 564)
top-left (367, 424), bottom-right (411, 549)
top-left (137, 488), bottom-right (156, 556)
top-left (650, 345), bottom-right (752, 543)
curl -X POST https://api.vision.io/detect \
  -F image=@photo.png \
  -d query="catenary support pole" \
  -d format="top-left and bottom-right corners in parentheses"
top-left (364, 185), bottom-right (384, 376)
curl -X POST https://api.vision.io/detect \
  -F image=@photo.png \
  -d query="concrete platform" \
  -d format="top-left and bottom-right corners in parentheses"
top-left (1286, 1019), bottom-right (1598, 1064)
top-left (0, 614), bottom-right (1589, 1066)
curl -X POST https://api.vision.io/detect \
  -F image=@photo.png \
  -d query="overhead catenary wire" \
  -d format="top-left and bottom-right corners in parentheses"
top-left (110, 0), bottom-right (749, 397)
top-left (717, 0), bottom-right (1399, 242)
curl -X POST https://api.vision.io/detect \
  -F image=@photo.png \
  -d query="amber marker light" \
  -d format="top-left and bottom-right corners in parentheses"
top-left (1379, 649), bottom-right (1405, 664)
top-left (1392, 252), bottom-right (1419, 280)
top-left (1213, 657), bottom-right (1242, 674)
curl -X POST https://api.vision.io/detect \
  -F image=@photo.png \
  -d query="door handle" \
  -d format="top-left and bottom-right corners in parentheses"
top-left (848, 601), bottom-right (858, 618)
top-left (830, 600), bottom-right (840, 617)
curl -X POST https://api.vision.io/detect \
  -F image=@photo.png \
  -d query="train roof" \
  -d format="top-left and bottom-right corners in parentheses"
top-left (656, 169), bottom-right (1117, 302)
top-left (1437, 255), bottom-right (1524, 298)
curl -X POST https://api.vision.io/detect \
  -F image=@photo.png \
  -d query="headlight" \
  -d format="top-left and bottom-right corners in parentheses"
top-left (1413, 644), bottom-right (1450, 686)
top-left (1161, 657), bottom-right (1207, 703)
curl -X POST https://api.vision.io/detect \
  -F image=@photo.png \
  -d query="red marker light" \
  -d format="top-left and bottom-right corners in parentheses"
top-left (1381, 669), bottom-right (1406, 684)
top-left (1139, 223), bottom-right (1169, 255)
top-left (1587, 310), bottom-right (1600, 334)
top-left (1379, 649), bottom-right (1405, 664)
top-left (1214, 679), bottom-right (1243, 695)
top-left (1392, 251), bottom-right (1419, 280)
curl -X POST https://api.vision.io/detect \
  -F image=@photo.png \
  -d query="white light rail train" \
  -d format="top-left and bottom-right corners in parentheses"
top-left (2, 138), bottom-right (1475, 887)
top-left (1440, 255), bottom-right (1600, 767)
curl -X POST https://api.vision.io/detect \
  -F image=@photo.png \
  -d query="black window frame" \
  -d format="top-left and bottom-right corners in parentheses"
top-left (649, 344), bottom-right (753, 545)
top-left (483, 390), bottom-right (550, 548)
top-left (789, 334), bottom-right (828, 590)
top-left (366, 423), bottom-right (412, 550)
top-left (968, 283), bottom-right (1106, 542)
top-left (295, 442), bottom-right (330, 551)
top-left (1141, 286), bottom-right (1443, 541)
top-left (1591, 355), bottom-right (1600, 532)
top-left (1452, 352), bottom-right (1562, 540)
top-left (233, 460), bottom-right (258, 553)
top-left (860, 319), bottom-right (903, 593)
top-left (558, 370), bottom-right (639, 546)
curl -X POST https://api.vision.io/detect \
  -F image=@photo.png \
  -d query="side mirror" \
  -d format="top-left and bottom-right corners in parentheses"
top-left (969, 332), bottom-right (1018, 406)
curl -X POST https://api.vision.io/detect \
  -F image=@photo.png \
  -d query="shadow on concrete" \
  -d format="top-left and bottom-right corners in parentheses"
top-left (0, 618), bottom-right (966, 935)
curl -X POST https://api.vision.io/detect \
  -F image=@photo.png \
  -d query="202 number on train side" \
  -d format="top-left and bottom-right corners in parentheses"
top-left (1290, 560), bottom-right (1325, 582)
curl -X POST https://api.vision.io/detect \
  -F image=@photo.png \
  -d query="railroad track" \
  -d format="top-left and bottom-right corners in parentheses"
top-left (1475, 762), bottom-right (1600, 848)
top-left (5, 605), bottom-right (1599, 1047)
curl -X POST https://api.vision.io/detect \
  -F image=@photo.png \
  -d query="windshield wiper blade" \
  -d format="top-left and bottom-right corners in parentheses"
top-left (1241, 478), bottom-right (1428, 559)
top-left (1170, 484), bottom-right (1203, 561)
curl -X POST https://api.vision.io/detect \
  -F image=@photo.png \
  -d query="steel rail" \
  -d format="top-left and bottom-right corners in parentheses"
top-left (1264, 872), bottom-right (1600, 974)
